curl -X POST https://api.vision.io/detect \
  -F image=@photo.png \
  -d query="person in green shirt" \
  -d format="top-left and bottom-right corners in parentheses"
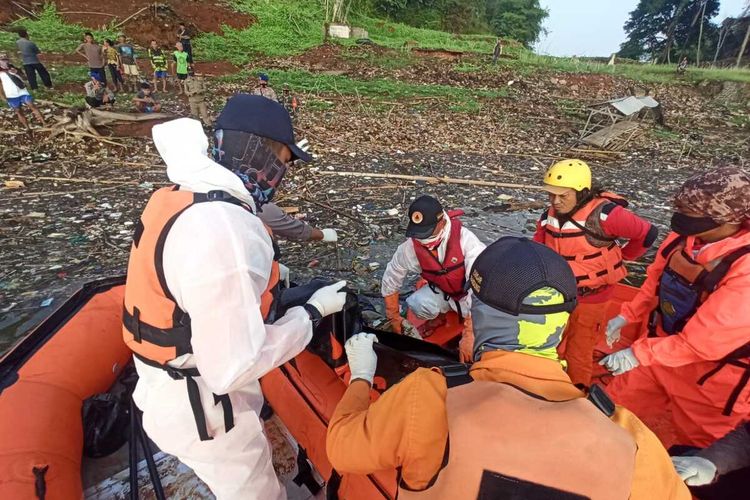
top-left (172, 42), bottom-right (190, 95)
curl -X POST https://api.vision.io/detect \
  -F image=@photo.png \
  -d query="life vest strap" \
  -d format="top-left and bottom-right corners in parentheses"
top-left (575, 261), bottom-right (624, 283)
top-left (133, 353), bottom-right (233, 442)
top-left (563, 242), bottom-right (617, 262)
top-left (421, 262), bottom-right (465, 276)
top-left (123, 306), bottom-right (193, 354)
top-left (697, 358), bottom-right (750, 416)
top-left (441, 364), bottom-right (473, 388)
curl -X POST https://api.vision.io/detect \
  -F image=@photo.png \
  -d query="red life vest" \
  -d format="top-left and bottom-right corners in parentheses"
top-left (541, 194), bottom-right (627, 293)
top-left (122, 185), bottom-right (280, 441)
top-left (412, 210), bottom-right (467, 301)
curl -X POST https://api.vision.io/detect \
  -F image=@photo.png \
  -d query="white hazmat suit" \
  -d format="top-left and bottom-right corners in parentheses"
top-left (132, 118), bottom-right (313, 499)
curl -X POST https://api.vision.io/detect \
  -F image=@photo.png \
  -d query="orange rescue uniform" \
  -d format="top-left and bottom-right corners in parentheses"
top-left (326, 350), bottom-right (689, 499)
top-left (534, 195), bottom-right (655, 386)
top-left (608, 228), bottom-right (750, 447)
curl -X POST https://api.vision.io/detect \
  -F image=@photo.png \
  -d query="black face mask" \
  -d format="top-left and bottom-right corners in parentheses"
top-left (670, 212), bottom-right (720, 236)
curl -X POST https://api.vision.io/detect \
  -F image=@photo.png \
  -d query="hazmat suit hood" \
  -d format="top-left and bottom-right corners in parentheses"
top-left (152, 118), bottom-right (256, 212)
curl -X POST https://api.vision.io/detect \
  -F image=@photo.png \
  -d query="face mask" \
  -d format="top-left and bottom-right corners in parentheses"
top-left (670, 212), bottom-right (720, 236)
top-left (416, 216), bottom-right (448, 249)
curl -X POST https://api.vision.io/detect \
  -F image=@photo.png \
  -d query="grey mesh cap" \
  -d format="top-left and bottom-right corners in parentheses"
top-left (469, 237), bottom-right (577, 315)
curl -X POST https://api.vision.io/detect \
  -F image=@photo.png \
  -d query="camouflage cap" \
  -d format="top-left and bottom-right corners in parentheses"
top-left (674, 166), bottom-right (750, 224)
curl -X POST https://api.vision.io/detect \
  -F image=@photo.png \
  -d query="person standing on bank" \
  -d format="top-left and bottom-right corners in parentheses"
top-left (75, 32), bottom-right (106, 85)
top-left (177, 22), bottom-right (194, 63)
top-left (534, 159), bottom-right (657, 387)
top-left (123, 97), bottom-right (349, 499)
top-left (16, 29), bottom-right (52, 90)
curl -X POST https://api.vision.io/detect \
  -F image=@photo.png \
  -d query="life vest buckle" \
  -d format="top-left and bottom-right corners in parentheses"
top-left (165, 366), bottom-right (186, 381)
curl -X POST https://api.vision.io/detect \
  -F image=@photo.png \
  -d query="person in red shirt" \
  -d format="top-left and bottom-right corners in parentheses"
top-left (533, 159), bottom-right (657, 387)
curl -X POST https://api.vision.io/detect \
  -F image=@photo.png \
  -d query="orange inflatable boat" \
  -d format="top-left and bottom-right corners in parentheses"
top-left (0, 277), bottom-right (643, 499)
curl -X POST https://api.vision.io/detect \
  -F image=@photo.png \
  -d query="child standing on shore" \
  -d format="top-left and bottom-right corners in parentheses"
top-left (171, 41), bottom-right (189, 95)
top-left (0, 53), bottom-right (45, 128)
top-left (148, 40), bottom-right (168, 92)
top-left (115, 35), bottom-right (139, 92)
top-left (103, 39), bottom-right (123, 92)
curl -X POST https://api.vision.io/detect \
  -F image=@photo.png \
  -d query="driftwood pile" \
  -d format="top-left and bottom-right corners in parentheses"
top-left (42, 108), bottom-right (174, 146)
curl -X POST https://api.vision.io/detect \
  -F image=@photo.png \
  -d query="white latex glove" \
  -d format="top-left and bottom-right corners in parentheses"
top-left (278, 263), bottom-right (290, 288)
top-left (321, 228), bottom-right (338, 242)
top-left (345, 332), bottom-right (379, 384)
top-left (599, 347), bottom-right (640, 376)
top-left (606, 315), bottom-right (628, 348)
top-left (401, 319), bottom-right (421, 339)
top-left (306, 280), bottom-right (347, 317)
top-left (672, 456), bottom-right (717, 486)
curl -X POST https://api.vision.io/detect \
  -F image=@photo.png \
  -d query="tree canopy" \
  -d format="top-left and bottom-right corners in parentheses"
top-left (370, 0), bottom-right (548, 46)
top-left (618, 0), bottom-right (721, 63)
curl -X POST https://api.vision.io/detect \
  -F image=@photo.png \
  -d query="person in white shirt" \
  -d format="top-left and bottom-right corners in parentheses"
top-left (381, 195), bottom-right (486, 361)
top-left (0, 52), bottom-right (44, 128)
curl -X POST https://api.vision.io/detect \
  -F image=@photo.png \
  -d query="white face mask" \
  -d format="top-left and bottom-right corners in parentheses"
top-left (416, 214), bottom-right (449, 248)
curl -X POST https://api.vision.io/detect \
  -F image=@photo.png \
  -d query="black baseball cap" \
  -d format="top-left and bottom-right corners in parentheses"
top-left (406, 195), bottom-right (444, 239)
top-left (469, 237), bottom-right (577, 315)
top-left (214, 94), bottom-right (311, 162)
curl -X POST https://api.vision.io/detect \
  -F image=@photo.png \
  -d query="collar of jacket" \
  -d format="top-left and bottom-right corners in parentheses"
top-left (685, 226), bottom-right (750, 264)
top-left (469, 351), bottom-right (583, 402)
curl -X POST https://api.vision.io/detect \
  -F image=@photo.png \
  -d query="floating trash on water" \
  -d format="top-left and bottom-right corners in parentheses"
top-left (40, 298), bottom-right (54, 307)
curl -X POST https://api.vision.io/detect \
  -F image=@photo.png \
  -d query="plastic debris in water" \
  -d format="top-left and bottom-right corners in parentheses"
top-left (40, 298), bottom-right (54, 307)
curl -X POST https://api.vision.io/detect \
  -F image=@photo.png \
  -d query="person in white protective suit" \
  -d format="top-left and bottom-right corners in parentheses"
top-left (381, 195), bottom-right (485, 362)
top-left (122, 96), bottom-right (348, 500)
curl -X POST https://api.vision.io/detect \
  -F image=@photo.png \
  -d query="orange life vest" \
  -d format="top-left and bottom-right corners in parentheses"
top-left (122, 185), bottom-right (280, 440)
top-left (541, 194), bottom-right (627, 293)
top-left (652, 235), bottom-right (750, 417)
top-left (398, 376), bottom-right (636, 499)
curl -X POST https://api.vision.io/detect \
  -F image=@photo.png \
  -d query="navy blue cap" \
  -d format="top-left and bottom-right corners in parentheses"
top-left (214, 94), bottom-right (311, 162)
top-left (469, 237), bottom-right (577, 315)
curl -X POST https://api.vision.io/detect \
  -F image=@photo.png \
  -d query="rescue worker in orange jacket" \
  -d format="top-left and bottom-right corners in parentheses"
top-left (123, 97), bottom-right (349, 500)
top-left (328, 237), bottom-right (689, 500)
top-left (381, 195), bottom-right (486, 362)
top-left (601, 166), bottom-right (750, 449)
top-left (534, 159), bottom-right (657, 386)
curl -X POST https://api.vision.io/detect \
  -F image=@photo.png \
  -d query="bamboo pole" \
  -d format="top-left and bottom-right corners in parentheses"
top-left (317, 171), bottom-right (544, 190)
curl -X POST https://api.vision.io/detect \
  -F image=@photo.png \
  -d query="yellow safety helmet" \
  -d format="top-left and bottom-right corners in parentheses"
top-left (543, 159), bottom-right (591, 194)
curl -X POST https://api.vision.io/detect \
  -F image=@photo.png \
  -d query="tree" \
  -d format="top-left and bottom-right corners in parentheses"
top-left (618, 0), bottom-right (720, 63)
top-left (485, 0), bottom-right (548, 46)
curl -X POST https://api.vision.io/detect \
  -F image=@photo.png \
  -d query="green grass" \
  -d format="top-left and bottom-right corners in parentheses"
top-left (47, 64), bottom-right (88, 84)
top-left (353, 14), bottom-right (495, 54)
top-left (651, 127), bottom-right (682, 141)
top-left (498, 50), bottom-right (750, 84)
top-left (34, 89), bottom-right (83, 106)
top-left (196, 0), bottom-right (325, 63)
top-left (5, 4), bottom-right (118, 53)
top-left (220, 67), bottom-right (509, 107)
top-left (452, 62), bottom-right (482, 73)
